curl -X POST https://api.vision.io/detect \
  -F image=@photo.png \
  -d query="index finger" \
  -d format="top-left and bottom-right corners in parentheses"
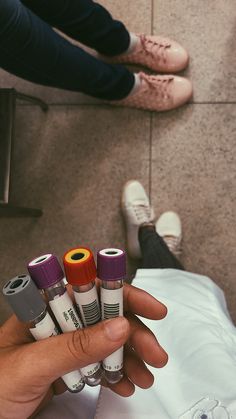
top-left (123, 283), bottom-right (167, 320)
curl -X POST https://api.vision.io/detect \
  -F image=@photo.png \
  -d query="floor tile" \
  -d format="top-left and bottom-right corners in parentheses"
top-left (0, 0), bottom-right (151, 105)
top-left (153, 0), bottom-right (236, 102)
top-left (151, 104), bottom-right (236, 320)
top-left (0, 105), bottom-right (150, 322)
top-left (99, 0), bottom-right (151, 34)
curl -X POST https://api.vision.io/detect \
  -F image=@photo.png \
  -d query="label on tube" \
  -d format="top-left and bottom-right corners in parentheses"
top-left (30, 312), bottom-right (83, 390)
top-left (30, 312), bottom-right (59, 340)
top-left (50, 290), bottom-right (100, 377)
top-left (74, 287), bottom-right (100, 326)
top-left (101, 287), bottom-right (123, 319)
top-left (101, 287), bottom-right (123, 371)
top-left (49, 291), bottom-right (83, 331)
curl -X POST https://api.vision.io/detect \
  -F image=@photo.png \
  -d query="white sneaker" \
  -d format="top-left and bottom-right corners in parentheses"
top-left (121, 180), bottom-right (155, 259)
top-left (155, 211), bottom-right (182, 257)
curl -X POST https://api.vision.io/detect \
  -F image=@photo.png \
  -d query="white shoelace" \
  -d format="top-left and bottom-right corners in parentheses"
top-left (132, 203), bottom-right (153, 223)
top-left (164, 236), bottom-right (181, 255)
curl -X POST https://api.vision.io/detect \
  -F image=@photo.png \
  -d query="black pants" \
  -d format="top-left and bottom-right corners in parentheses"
top-left (0, 0), bottom-right (134, 100)
top-left (138, 225), bottom-right (184, 270)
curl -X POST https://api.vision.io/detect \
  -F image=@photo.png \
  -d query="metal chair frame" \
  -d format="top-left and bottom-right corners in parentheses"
top-left (0, 88), bottom-right (48, 217)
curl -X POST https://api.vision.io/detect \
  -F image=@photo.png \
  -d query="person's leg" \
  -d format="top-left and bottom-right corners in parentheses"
top-left (0, 0), bottom-right (134, 100)
top-left (138, 224), bottom-right (184, 270)
top-left (21, 0), bottom-right (130, 56)
top-left (21, 1), bottom-right (190, 74)
top-left (121, 180), bottom-right (184, 269)
top-left (0, 0), bottom-right (192, 107)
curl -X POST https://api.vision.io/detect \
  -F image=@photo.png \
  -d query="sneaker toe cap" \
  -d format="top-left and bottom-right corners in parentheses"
top-left (122, 180), bottom-right (149, 203)
top-left (172, 76), bottom-right (193, 107)
top-left (166, 41), bottom-right (189, 72)
top-left (156, 211), bottom-right (182, 238)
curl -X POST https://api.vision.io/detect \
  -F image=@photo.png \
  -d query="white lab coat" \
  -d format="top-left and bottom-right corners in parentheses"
top-left (37, 269), bottom-right (236, 419)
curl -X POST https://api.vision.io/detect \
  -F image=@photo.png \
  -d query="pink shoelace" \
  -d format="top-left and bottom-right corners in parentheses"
top-left (139, 72), bottom-right (174, 101)
top-left (139, 34), bottom-right (171, 62)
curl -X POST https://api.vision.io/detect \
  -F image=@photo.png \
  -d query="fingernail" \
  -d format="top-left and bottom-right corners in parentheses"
top-left (104, 317), bottom-right (129, 341)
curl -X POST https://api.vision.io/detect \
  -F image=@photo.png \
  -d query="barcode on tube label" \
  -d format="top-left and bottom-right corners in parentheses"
top-left (74, 287), bottom-right (101, 326)
top-left (101, 287), bottom-right (123, 320)
top-left (82, 300), bottom-right (100, 325)
top-left (103, 302), bottom-right (120, 318)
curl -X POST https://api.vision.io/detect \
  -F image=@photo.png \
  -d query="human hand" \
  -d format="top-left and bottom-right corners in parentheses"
top-left (0, 282), bottom-right (168, 419)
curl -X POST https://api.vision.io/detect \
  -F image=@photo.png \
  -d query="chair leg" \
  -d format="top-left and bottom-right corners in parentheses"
top-left (15, 92), bottom-right (48, 112)
top-left (0, 204), bottom-right (43, 217)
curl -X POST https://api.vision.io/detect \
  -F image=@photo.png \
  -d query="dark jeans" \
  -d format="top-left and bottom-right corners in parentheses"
top-left (0, 0), bottom-right (135, 100)
top-left (138, 225), bottom-right (184, 270)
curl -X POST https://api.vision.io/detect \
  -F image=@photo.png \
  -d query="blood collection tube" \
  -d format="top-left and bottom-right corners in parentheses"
top-left (63, 247), bottom-right (101, 326)
top-left (28, 253), bottom-right (101, 387)
top-left (97, 248), bottom-right (125, 384)
top-left (63, 247), bottom-right (103, 386)
top-left (2, 274), bottom-right (84, 393)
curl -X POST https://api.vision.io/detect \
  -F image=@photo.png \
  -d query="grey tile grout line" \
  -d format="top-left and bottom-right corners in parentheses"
top-left (189, 101), bottom-right (236, 105)
top-left (148, 113), bottom-right (153, 203)
top-left (17, 101), bottom-right (236, 107)
top-left (151, 0), bottom-right (154, 35)
top-left (149, 0), bottom-right (154, 202)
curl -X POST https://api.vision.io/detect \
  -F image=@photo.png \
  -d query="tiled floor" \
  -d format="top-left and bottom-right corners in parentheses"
top-left (0, 0), bottom-right (236, 323)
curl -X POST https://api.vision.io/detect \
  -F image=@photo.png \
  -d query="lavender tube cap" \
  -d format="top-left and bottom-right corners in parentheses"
top-left (28, 254), bottom-right (64, 289)
top-left (97, 248), bottom-right (126, 281)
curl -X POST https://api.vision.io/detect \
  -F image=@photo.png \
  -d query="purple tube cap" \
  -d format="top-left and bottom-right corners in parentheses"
top-left (97, 248), bottom-right (126, 281)
top-left (28, 254), bottom-right (64, 289)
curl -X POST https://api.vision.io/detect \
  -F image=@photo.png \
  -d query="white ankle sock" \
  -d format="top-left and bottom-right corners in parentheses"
top-left (125, 33), bottom-right (139, 54)
top-left (128, 73), bottom-right (141, 97)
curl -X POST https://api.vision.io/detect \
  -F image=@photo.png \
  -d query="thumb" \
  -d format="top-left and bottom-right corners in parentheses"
top-left (23, 317), bottom-right (129, 382)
